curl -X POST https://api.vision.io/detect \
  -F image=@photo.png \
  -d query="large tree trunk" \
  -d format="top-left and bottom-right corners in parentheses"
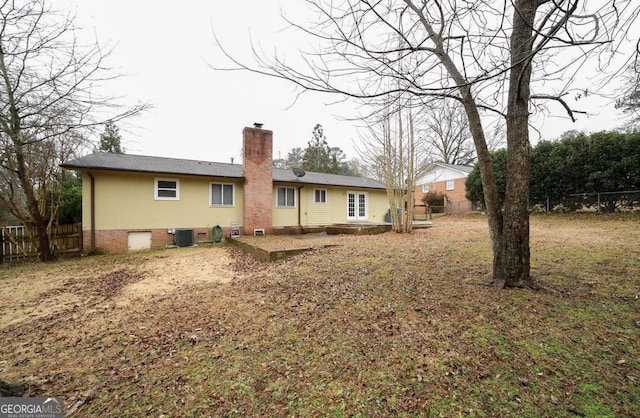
top-left (403, 0), bottom-right (537, 287)
top-left (14, 141), bottom-right (55, 262)
top-left (460, 93), bottom-right (506, 286)
top-left (429, 27), bottom-right (508, 287)
top-left (497, 0), bottom-right (537, 288)
top-left (452, 1), bottom-right (537, 288)
top-left (35, 219), bottom-right (54, 262)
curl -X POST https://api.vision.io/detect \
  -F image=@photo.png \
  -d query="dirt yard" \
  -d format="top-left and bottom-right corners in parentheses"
top-left (0, 246), bottom-right (237, 329)
top-left (0, 233), bottom-right (355, 332)
top-left (1, 214), bottom-right (638, 416)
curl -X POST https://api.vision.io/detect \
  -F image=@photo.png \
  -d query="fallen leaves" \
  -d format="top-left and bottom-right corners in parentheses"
top-left (68, 269), bottom-right (146, 299)
top-left (0, 215), bottom-right (639, 416)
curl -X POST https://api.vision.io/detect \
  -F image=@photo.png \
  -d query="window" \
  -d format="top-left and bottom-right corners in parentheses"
top-left (422, 184), bottom-right (430, 193)
top-left (277, 187), bottom-right (296, 207)
top-left (210, 183), bottom-right (234, 206)
top-left (155, 178), bottom-right (179, 200)
top-left (446, 180), bottom-right (455, 191)
top-left (314, 189), bottom-right (327, 204)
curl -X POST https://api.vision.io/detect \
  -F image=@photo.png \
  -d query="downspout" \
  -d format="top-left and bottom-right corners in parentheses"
top-left (87, 169), bottom-right (96, 254)
top-left (297, 185), bottom-right (304, 233)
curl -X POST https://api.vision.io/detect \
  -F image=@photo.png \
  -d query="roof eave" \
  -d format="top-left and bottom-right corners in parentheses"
top-left (60, 164), bottom-right (244, 179)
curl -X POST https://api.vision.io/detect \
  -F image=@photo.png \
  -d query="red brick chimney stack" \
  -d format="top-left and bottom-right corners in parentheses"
top-left (242, 124), bottom-right (273, 234)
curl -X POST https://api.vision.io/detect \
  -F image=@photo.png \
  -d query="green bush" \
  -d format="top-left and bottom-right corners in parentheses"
top-left (421, 191), bottom-right (447, 213)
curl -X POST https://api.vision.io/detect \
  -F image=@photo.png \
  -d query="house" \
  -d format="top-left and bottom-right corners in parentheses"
top-left (61, 124), bottom-right (388, 253)
top-left (414, 162), bottom-right (474, 214)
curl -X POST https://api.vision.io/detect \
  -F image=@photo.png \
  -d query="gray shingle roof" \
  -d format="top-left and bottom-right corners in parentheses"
top-left (273, 168), bottom-right (385, 189)
top-left (61, 152), bottom-right (244, 178)
top-left (62, 152), bottom-right (386, 189)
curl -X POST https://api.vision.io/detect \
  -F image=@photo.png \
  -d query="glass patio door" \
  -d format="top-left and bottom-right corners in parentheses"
top-left (347, 192), bottom-right (367, 221)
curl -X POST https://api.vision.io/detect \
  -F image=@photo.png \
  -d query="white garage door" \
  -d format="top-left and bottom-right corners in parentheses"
top-left (128, 231), bottom-right (152, 251)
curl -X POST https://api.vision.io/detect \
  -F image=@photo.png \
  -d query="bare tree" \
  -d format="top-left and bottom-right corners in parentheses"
top-left (357, 99), bottom-right (424, 233)
top-left (421, 100), bottom-right (505, 166)
top-left (616, 60), bottom-right (640, 131)
top-left (0, 0), bottom-right (146, 261)
top-left (214, 0), bottom-right (638, 288)
top-left (422, 100), bottom-right (475, 165)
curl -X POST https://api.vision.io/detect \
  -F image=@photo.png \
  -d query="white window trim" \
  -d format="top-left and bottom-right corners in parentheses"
top-left (422, 184), bottom-right (430, 193)
top-left (446, 180), bottom-right (455, 191)
top-left (154, 177), bottom-right (180, 201)
top-left (276, 186), bottom-right (296, 208)
top-left (210, 182), bottom-right (235, 207)
top-left (314, 188), bottom-right (327, 204)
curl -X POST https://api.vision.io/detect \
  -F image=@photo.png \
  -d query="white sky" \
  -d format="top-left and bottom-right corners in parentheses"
top-left (57, 0), bottom-right (635, 163)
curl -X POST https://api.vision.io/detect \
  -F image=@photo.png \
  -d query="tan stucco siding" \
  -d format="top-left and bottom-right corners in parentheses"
top-left (82, 171), bottom-right (244, 231)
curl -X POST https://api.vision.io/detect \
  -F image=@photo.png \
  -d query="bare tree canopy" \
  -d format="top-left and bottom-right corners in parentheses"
top-left (357, 102), bottom-right (422, 232)
top-left (215, 1), bottom-right (637, 114)
top-left (214, 0), bottom-right (639, 288)
top-left (0, 0), bottom-right (146, 261)
top-left (422, 100), bottom-right (476, 165)
top-left (616, 59), bottom-right (640, 130)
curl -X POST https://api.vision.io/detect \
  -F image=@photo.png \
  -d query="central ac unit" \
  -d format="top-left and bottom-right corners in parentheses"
top-left (175, 228), bottom-right (195, 247)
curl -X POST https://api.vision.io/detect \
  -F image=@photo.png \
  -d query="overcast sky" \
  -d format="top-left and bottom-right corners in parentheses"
top-left (58, 0), bottom-right (635, 163)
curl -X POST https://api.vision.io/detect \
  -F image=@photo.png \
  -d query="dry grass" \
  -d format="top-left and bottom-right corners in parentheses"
top-left (1, 214), bottom-right (639, 417)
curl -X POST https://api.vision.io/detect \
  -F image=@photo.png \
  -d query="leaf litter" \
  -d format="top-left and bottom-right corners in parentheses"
top-left (0, 214), bottom-right (638, 416)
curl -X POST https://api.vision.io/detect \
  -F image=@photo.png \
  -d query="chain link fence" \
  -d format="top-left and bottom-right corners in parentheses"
top-left (530, 190), bottom-right (640, 213)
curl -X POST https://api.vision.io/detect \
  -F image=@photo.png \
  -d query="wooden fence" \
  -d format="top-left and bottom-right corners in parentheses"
top-left (0, 223), bottom-right (82, 263)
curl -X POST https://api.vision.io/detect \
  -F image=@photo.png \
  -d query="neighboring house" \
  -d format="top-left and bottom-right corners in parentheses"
top-left (61, 124), bottom-right (388, 253)
top-left (414, 162), bottom-right (474, 214)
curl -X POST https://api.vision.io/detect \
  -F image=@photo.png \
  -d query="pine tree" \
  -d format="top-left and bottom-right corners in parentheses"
top-left (302, 124), bottom-right (339, 173)
top-left (99, 121), bottom-right (124, 153)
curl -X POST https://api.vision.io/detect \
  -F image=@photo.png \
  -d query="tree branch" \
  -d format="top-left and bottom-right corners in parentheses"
top-left (531, 93), bottom-right (587, 122)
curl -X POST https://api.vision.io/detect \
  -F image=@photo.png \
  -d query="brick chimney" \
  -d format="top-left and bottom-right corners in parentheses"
top-left (243, 123), bottom-right (273, 234)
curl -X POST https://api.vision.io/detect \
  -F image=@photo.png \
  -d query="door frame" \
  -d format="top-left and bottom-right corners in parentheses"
top-left (347, 191), bottom-right (368, 221)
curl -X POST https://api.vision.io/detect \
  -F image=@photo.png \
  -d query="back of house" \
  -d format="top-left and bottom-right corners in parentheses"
top-left (62, 125), bottom-right (388, 253)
